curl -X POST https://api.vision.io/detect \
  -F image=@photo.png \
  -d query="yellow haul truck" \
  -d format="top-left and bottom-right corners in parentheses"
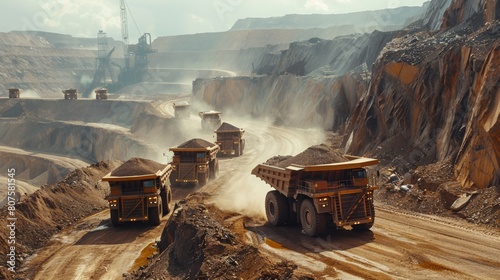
top-left (102, 158), bottom-right (173, 226)
top-left (173, 101), bottom-right (191, 118)
top-left (8, 88), bottom-right (21, 98)
top-left (215, 122), bottom-right (245, 157)
top-left (95, 88), bottom-right (108, 100)
top-left (63, 88), bottom-right (78, 100)
top-left (199, 110), bottom-right (222, 131)
top-left (169, 138), bottom-right (220, 187)
top-left (252, 156), bottom-right (379, 236)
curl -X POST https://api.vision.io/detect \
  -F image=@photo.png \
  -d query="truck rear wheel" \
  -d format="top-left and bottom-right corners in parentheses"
top-left (149, 197), bottom-right (162, 226)
top-left (110, 209), bottom-right (120, 226)
top-left (265, 191), bottom-right (289, 226)
top-left (300, 199), bottom-right (327, 236)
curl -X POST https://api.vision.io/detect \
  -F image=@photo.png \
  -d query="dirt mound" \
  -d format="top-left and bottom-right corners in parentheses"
top-left (0, 161), bottom-right (120, 280)
top-left (266, 144), bottom-right (348, 167)
top-left (110, 158), bottom-right (167, 176)
top-left (176, 138), bottom-right (216, 149)
top-left (215, 122), bottom-right (241, 132)
top-left (130, 193), bottom-right (310, 280)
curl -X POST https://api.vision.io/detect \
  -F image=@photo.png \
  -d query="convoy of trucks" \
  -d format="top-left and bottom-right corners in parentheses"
top-left (95, 102), bottom-right (379, 236)
top-left (252, 156), bottom-right (379, 236)
top-left (215, 122), bottom-right (245, 157)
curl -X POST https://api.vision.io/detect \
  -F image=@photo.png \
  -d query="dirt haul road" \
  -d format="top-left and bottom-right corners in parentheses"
top-left (20, 117), bottom-right (500, 279)
top-left (21, 117), bottom-right (324, 279)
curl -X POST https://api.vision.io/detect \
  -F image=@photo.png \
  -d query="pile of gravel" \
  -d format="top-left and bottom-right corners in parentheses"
top-left (111, 158), bottom-right (167, 176)
top-left (266, 144), bottom-right (348, 168)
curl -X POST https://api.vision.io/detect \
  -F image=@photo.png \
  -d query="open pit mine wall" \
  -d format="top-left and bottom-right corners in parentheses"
top-left (345, 0), bottom-right (500, 190)
top-left (192, 73), bottom-right (367, 130)
top-left (0, 31), bottom-right (122, 97)
top-left (254, 31), bottom-right (400, 76)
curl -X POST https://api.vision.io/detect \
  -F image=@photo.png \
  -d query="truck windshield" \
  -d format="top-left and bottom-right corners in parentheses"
top-left (352, 169), bottom-right (367, 179)
top-left (143, 180), bottom-right (155, 187)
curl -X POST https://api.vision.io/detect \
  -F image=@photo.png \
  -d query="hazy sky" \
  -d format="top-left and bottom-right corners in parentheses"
top-left (1, 0), bottom-right (427, 40)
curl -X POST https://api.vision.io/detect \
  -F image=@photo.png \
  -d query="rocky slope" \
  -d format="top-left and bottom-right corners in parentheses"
top-left (0, 161), bottom-right (120, 280)
top-left (344, 0), bottom-right (500, 190)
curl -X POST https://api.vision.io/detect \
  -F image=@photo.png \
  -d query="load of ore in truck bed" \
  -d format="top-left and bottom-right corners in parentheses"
top-left (110, 157), bottom-right (168, 176)
top-left (265, 144), bottom-right (348, 167)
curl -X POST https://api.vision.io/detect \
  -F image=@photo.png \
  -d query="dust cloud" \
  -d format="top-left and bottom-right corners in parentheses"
top-left (207, 114), bottom-right (325, 220)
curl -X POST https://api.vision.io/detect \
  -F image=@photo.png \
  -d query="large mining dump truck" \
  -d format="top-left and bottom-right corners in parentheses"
top-left (169, 138), bottom-right (220, 187)
top-left (8, 88), bottom-right (21, 98)
top-left (252, 153), bottom-right (379, 236)
top-left (102, 158), bottom-right (173, 226)
top-left (215, 122), bottom-right (245, 157)
top-left (63, 88), bottom-right (78, 100)
top-left (199, 110), bottom-right (222, 131)
top-left (173, 101), bottom-right (190, 118)
top-left (95, 88), bottom-right (108, 100)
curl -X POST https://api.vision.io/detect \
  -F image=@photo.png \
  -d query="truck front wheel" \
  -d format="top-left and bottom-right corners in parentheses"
top-left (161, 187), bottom-right (173, 215)
top-left (265, 191), bottom-right (289, 226)
top-left (149, 197), bottom-right (162, 226)
top-left (300, 199), bottom-right (327, 236)
top-left (198, 171), bottom-right (208, 186)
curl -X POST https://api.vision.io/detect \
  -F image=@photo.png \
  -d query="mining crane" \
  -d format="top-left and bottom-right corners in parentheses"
top-left (118, 0), bottom-right (156, 85)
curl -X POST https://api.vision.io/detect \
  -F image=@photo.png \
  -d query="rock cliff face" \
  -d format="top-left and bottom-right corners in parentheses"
top-left (345, 0), bottom-right (500, 189)
top-left (192, 73), bottom-right (367, 130)
top-left (255, 31), bottom-right (399, 76)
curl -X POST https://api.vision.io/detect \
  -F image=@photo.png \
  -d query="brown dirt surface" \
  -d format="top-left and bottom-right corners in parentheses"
top-left (129, 192), bottom-right (312, 280)
top-left (265, 144), bottom-right (348, 167)
top-left (0, 160), bottom-right (121, 280)
top-left (110, 157), bottom-right (168, 177)
top-left (176, 138), bottom-right (216, 149)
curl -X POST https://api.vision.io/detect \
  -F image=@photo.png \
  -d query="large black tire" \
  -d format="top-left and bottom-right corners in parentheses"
top-left (198, 170), bottom-right (208, 186)
top-left (240, 140), bottom-right (245, 155)
top-left (265, 191), bottom-right (289, 226)
top-left (235, 144), bottom-right (240, 157)
top-left (300, 199), bottom-right (327, 236)
top-left (110, 209), bottom-right (120, 227)
top-left (149, 197), bottom-right (162, 226)
top-left (161, 187), bottom-right (173, 215)
top-left (209, 159), bottom-right (219, 180)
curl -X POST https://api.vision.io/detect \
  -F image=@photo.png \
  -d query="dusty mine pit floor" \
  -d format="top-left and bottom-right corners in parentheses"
top-left (0, 98), bottom-right (499, 279)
